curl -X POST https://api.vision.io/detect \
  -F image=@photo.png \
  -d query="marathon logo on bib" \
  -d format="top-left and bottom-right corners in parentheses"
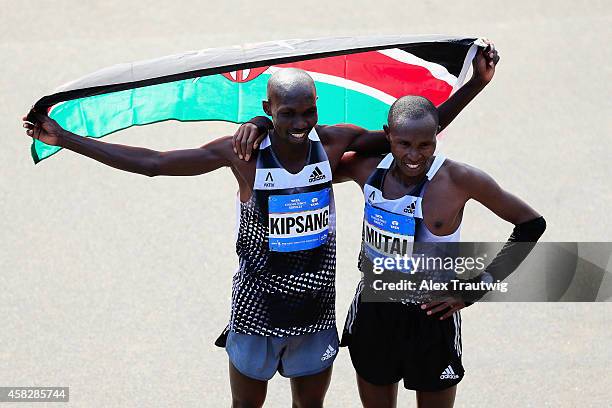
top-left (364, 205), bottom-right (415, 271)
top-left (268, 188), bottom-right (330, 252)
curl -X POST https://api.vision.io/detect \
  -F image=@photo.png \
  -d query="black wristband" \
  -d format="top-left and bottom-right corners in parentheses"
top-left (510, 216), bottom-right (547, 242)
top-left (461, 216), bottom-right (546, 306)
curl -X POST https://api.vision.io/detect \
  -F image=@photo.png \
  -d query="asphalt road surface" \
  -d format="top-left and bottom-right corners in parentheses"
top-left (1, 1), bottom-right (610, 406)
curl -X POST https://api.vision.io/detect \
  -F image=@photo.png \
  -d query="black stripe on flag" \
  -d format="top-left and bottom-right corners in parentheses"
top-left (34, 39), bottom-right (476, 110)
top-left (399, 41), bottom-right (473, 77)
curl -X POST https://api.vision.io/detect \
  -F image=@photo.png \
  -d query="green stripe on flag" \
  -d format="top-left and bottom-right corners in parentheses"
top-left (35, 74), bottom-right (391, 162)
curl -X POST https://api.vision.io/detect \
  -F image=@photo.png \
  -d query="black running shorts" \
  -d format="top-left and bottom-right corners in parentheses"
top-left (341, 300), bottom-right (464, 392)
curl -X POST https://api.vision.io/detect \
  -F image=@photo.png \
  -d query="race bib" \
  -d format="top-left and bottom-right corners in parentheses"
top-left (268, 188), bottom-right (330, 252)
top-left (363, 204), bottom-right (415, 272)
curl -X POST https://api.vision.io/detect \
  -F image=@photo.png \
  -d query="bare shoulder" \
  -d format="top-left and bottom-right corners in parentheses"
top-left (443, 158), bottom-right (472, 179)
top-left (443, 158), bottom-right (499, 193)
top-left (440, 158), bottom-right (541, 224)
top-left (203, 135), bottom-right (241, 158)
top-left (201, 135), bottom-right (233, 152)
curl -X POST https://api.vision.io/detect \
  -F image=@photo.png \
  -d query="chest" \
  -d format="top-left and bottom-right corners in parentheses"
top-left (420, 176), bottom-right (466, 234)
top-left (380, 172), bottom-right (466, 235)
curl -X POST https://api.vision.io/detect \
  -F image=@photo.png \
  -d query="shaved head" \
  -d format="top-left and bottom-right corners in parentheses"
top-left (383, 96), bottom-right (439, 178)
top-left (387, 95), bottom-right (439, 131)
top-left (267, 68), bottom-right (316, 102)
top-left (262, 68), bottom-right (319, 145)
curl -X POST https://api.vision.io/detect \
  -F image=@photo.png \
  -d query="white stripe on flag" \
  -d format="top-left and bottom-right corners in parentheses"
top-left (378, 49), bottom-right (458, 87)
top-left (452, 42), bottom-right (479, 94)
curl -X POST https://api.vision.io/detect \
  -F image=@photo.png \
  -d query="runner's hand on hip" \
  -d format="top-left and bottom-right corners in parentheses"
top-left (421, 297), bottom-right (466, 320)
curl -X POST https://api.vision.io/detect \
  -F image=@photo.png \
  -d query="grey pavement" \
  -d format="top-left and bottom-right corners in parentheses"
top-left (1, 1), bottom-right (611, 406)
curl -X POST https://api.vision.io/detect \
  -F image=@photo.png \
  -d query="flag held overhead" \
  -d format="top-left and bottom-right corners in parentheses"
top-left (30, 35), bottom-right (482, 163)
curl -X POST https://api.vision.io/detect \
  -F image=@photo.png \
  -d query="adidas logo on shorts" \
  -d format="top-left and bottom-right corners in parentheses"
top-left (309, 166), bottom-right (326, 183)
top-left (440, 365), bottom-right (460, 380)
top-left (320, 345), bottom-right (337, 361)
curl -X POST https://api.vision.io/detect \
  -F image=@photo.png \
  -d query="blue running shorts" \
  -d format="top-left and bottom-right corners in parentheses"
top-left (226, 328), bottom-right (339, 381)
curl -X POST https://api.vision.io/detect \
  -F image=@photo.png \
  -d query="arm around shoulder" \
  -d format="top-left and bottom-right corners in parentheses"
top-left (322, 124), bottom-right (389, 155)
top-left (333, 151), bottom-right (381, 187)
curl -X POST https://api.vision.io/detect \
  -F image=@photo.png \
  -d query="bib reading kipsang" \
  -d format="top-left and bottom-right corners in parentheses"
top-left (269, 188), bottom-right (330, 252)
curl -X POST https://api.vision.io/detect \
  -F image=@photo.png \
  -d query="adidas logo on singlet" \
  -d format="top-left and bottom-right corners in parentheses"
top-left (440, 365), bottom-right (460, 380)
top-left (320, 344), bottom-right (337, 361)
top-left (309, 166), bottom-right (326, 183)
top-left (403, 201), bottom-right (416, 214)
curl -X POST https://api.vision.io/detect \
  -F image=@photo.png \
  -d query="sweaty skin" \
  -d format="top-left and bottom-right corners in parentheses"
top-left (22, 44), bottom-right (500, 408)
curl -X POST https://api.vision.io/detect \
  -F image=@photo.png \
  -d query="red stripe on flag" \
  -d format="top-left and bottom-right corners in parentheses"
top-left (274, 51), bottom-right (454, 105)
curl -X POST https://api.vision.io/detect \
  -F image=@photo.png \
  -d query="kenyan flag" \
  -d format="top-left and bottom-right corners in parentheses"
top-left (30, 35), bottom-right (480, 163)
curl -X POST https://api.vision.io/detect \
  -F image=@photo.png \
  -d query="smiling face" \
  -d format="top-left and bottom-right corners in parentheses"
top-left (265, 86), bottom-right (318, 144)
top-left (384, 95), bottom-right (439, 179)
top-left (263, 69), bottom-right (318, 145)
top-left (385, 117), bottom-right (438, 178)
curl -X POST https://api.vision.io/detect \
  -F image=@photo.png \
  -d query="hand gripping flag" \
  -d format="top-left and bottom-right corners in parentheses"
top-left (29, 35), bottom-right (484, 163)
